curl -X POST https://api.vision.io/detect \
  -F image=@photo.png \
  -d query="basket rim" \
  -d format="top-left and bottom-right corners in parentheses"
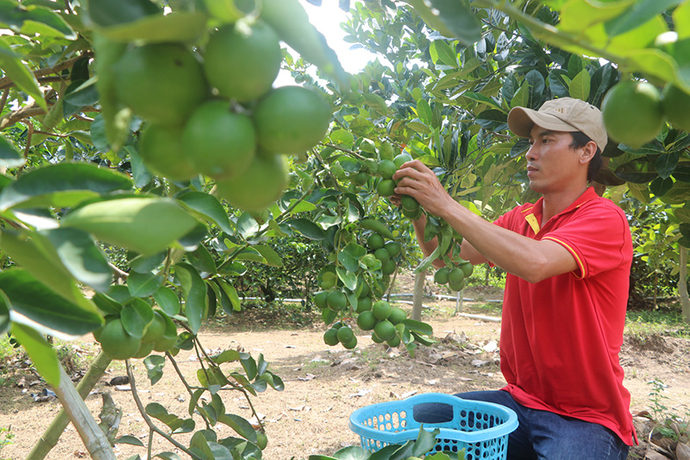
top-left (349, 392), bottom-right (518, 444)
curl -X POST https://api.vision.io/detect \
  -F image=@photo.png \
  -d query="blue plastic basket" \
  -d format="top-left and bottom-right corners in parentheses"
top-left (349, 393), bottom-right (518, 460)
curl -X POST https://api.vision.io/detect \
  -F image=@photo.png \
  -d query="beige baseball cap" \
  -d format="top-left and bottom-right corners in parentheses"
top-left (507, 97), bottom-right (608, 151)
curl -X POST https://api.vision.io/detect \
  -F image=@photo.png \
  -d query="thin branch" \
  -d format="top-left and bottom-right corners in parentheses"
top-left (0, 88), bottom-right (9, 114)
top-left (0, 52), bottom-right (93, 91)
top-left (124, 360), bottom-right (202, 460)
top-left (0, 103), bottom-right (45, 130)
top-left (165, 351), bottom-right (212, 430)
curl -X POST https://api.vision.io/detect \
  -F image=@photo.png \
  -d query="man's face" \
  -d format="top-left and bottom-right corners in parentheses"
top-left (526, 125), bottom-right (583, 194)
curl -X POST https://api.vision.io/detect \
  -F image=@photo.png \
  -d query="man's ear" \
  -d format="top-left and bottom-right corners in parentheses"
top-left (579, 141), bottom-right (597, 164)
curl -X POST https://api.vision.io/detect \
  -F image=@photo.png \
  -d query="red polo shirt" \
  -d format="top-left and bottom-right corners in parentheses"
top-left (493, 187), bottom-right (636, 445)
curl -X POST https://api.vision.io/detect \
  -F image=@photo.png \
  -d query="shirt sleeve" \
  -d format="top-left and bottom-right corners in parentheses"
top-left (541, 201), bottom-right (632, 279)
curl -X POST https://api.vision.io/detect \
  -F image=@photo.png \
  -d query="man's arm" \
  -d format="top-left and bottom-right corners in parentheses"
top-left (393, 161), bottom-right (577, 283)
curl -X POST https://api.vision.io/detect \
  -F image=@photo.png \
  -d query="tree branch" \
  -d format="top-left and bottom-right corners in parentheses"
top-left (0, 52), bottom-right (93, 91)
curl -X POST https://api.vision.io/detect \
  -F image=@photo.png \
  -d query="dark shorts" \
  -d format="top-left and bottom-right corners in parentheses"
top-left (412, 390), bottom-right (629, 460)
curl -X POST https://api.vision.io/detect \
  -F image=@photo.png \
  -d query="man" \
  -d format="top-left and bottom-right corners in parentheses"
top-left (393, 98), bottom-right (636, 459)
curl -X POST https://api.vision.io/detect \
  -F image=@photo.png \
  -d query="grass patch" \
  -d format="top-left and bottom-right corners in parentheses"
top-left (625, 308), bottom-right (690, 339)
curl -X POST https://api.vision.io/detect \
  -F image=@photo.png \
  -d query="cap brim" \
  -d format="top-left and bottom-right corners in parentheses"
top-left (508, 107), bottom-right (579, 138)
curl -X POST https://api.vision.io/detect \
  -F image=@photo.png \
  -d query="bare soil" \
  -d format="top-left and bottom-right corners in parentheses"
top-left (1, 276), bottom-right (689, 460)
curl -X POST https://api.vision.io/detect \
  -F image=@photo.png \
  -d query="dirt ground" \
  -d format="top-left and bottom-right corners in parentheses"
top-left (1, 279), bottom-right (689, 460)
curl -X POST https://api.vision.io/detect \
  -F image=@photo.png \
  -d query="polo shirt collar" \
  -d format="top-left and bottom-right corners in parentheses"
top-left (522, 186), bottom-right (598, 235)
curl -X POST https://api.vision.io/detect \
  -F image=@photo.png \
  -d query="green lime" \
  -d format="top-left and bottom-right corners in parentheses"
top-left (379, 141), bottom-right (395, 160)
top-left (319, 271), bottom-right (337, 289)
top-left (602, 80), bottom-right (664, 148)
top-left (357, 311), bottom-right (377, 331)
top-left (393, 152), bottom-right (413, 169)
top-left (215, 152), bottom-right (288, 212)
top-left (378, 160), bottom-right (397, 179)
top-left (115, 43), bottom-right (206, 125)
top-left (351, 171), bottom-right (368, 186)
top-left (153, 312), bottom-right (178, 352)
top-left (388, 307), bottom-right (407, 325)
top-left (203, 20), bottom-right (281, 102)
top-left (401, 195), bottom-right (419, 211)
top-left (253, 85), bottom-right (331, 155)
top-left (139, 123), bottom-right (200, 181)
top-left (372, 300), bottom-right (391, 320)
top-left (461, 262), bottom-right (474, 278)
top-left (403, 206), bottom-right (423, 220)
top-left (371, 331), bottom-right (384, 344)
top-left (374, 248), bottom-right (390, 263)
top-left (384, 241), bottom-right (402, 258)
top-left (367, 233), bottom-right (385, 250)
top-left (313, 291), bottom-right (329, 310)
top-left (448, 267), bottom-right (465, 285)
top-left (142, 311), bottom-right (167, 343)
top-left (183, 101), bottom-right (256, 180)
top-left (336, 326), bottom-right (355, 344)
top-left (661, 84), bottom-right (690, 132)
top-left (374, 320), bottom-right (396, 341)
top-left (377, 179), bottom-right (396, 197)
top-left (355, 295), bottom-right (372, 313)
top-left (132, 341), bottom-right (155, 359)
top-left (382, 259), bottom-right (396, 276)
top-left (341, 336), bottom-right (358, 349)
top-left (434, 267), bottom-right (450, 284)
top-left (386, 334), bottom-right (401, 347)
top-left (323, 328), bottom-right (339, 346)
top-left (449, 279), bottom-right (466, 292)
top-left (327, 290), bottom-right (347, 310)
top-left (98, 318), bottom-right (141, 360)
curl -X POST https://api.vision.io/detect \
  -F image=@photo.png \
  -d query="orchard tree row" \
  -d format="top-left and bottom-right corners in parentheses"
top-left (0, 0), bottom-right (688, 459)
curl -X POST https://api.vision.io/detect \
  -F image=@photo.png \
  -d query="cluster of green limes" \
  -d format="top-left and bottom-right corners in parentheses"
top-left (374, 142), bottom-right (414, 198)
top-left (363, 232), bottom-right (401, 277)
top-left (93, 310), bottom-right (177, 360)
top-left (434, 260), bottom-right (474, 292)
top-left (356, 299), bottom-right (407, 347)
top-left (111, 17), bottom-right (331, 212)
top-left (602, 80), bottom-right (690, 149)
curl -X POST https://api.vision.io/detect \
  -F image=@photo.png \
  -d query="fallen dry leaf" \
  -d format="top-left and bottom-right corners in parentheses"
top-left (677, 442), bottom-right (690, 460)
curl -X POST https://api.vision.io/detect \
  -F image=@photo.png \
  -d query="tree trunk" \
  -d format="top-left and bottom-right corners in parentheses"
top-left (680, 246), bottom-right (690, 324)
top-left (43, 353), bottom-right (116, 460)
top-left (28, 351), bottom-right (112, 459)
top-left (412, 269), bottom-right (426, 321)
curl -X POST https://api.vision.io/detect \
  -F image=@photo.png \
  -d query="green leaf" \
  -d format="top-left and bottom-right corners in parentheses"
top-left (0, 2), bottom-right (76, 38)
top-left (216, 279), bottom-right (240, 312)
top-left (655, 151), bottom-right (680, 179)
top-left (429, 40), bottom-right (457, 68)
top-left (174, 263), bottom-right (207, 334)
top-left (1, 269), bottom-right (103, 337)
top-left (0, 135), bottom-right (25, 168)
top-left (463, 92), bottom-right (505, 113)
top-left (187, 245), bottom-right (217, 276)
top-left (63, 77), bottom-right (99, 116)
top-left (510, 81), bottom-right (530, 109)
top-left (177, 191), bottom-right (234, 235)
top-left (155, 453), bottom-right (182, 460)
top-left (88, 0), bottom-right (160, 27)
top-left (92, 292), bottom-right (122, 315)
top-left (121, 298), bottom-right (154, 339)
top-left (604, 0), bottom-right (683, 38)
top-left (130, 252), bottom-right (166, 274)
top-left (11, 323), bottom-right (60, 386)
top-left (569, 69), bottom-right (591, 101)
top-left (212, 349), bottom-right (241, 364)
top-left (202, 0), bottom-right (248, 22)
top-left (253, 244), bottom-right (283, 267)
top-left (0, 163), bottom-right (132, 211)
top-left (97, 11), bottom-right (207, 43)
top-left (216, 414), bottom-right (257, 443)
top-left (412, 427), bottom-right (440, 456)
top-left (144, 354), bottom-right (165, 385)
top-left (127, 271), bottom-right (165, 297)
top-left (614, 159), bottom-right (658, 183)
top-left (0, 41), bottom-right (47, 111)
top-left (286, 218), bottom-right (324, 239)
top-left (153, 287), bottom-right (180, 316)
top-left (336, 266), bottom-right (357, 291)
top-left (402, 319), bottom-right (433, 336)
top-left (38, 228), bottom-right (112, 292)
top-left (0, 291), bottom-right (9, 335)
top-left (115, 435), bottom-right (146, 447)
top-left (331, 446), bottom-right (371, 460)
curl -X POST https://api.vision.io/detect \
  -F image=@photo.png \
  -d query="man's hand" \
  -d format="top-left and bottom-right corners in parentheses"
top-left (392, 160), bottom-right (455, 219)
